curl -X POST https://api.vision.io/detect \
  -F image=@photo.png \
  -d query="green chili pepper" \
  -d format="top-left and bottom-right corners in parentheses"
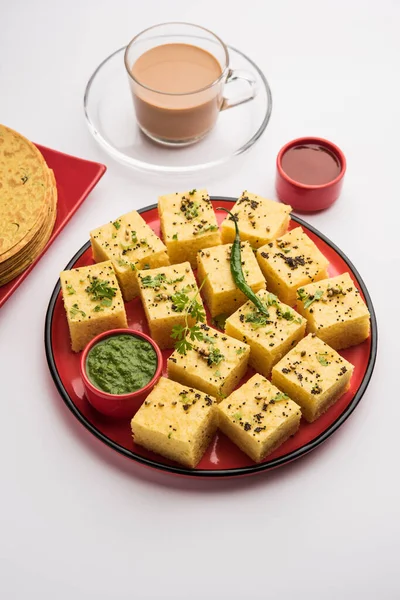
top-left (217, 208), bottom-right (269, 317)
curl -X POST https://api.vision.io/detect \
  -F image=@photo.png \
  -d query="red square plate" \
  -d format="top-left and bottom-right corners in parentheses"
top-left (0, 144), bottom-right (106, 308)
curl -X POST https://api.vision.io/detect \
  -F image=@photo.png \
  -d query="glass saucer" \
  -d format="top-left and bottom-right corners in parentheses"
top-left (84, 46), bottom-right (272, 174)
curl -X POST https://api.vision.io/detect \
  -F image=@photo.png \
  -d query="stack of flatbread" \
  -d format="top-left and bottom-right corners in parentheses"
top-left (0, 124), bottom-right (57, 286)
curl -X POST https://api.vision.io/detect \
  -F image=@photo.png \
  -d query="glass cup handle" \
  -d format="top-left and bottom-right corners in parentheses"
top-left (221, 69), bottom-right (258, 111)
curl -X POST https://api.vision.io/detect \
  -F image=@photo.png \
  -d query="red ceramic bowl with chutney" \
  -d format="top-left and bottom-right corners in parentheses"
top-left (80, 329), bottom-right (163, 418)
top-left (276, 137), bottom-right (346, 212)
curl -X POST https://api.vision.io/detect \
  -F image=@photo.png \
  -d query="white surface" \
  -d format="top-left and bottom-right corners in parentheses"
top-left (0, 1), bottom-right (397, 598)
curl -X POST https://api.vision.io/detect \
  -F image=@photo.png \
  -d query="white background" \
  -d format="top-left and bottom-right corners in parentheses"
top-left (0, 1), bottom-right (397, 598)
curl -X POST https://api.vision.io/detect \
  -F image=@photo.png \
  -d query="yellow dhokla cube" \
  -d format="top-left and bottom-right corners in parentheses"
top-left (256, 227), bottom-right (330, 306)
top-left (131, 377), bottom-right (217, 468)
top-left (218, 374), bottom-right (301, 462)
top-left (271, 334), bottom-right (354, 422)
top-left (167, 325), bottom-right (250, 401)
top-left (158, 189), bottom-right (221, 268)
top-left (60, 261), bottom-right (128, 352)
top-left (90, 210), bottom-right (170, 302)
top-left (225, 289), bottom-right (306, 377)
top-left (220, 191), bottom-right (292, 248)
top-left (197, 242), bottom-right (265, 317)
top-left (137, 262), bottom-right (204, 349)
top-left (296, 272), bottom-right (371, 350)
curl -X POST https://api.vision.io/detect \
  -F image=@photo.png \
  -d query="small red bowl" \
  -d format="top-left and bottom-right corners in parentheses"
top-left (80, 329), bottom-right (162, 419)
top-left (276, 137), bottom-right (346, 212)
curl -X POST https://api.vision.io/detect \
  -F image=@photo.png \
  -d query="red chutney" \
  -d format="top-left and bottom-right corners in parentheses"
top-left (281, 143), bottom-right (341, 186)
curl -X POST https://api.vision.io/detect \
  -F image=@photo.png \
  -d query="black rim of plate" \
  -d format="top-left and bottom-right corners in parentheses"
top-left (44, 198), bottom-right (378, 478)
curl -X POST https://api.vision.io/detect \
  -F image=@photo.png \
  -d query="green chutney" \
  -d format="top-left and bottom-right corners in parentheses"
top-left (86, 334), bottom-right (157, 395)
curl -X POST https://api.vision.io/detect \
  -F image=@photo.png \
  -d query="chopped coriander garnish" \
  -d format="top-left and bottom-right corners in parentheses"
top-left (168, 432), bottom-right (172, 439)
top-left (172, 233), bottom-right (178, 241)
top-left (189, 189), bottom-right (197, 195)
top-left (207, 348), bottom-right (224, 367)
top-left (130, 263), bottom-right (136, 271)
top-left (70, 303), bottom-right (86, 319)
top-left (141, 273), bottom-right (166, 289)
top-left (131, 230), bottom-right (137, 243)
top-left (117, 258), bottom-right (129, 267)
top-left (232, 412), bottom-right (242, 421)
top-left (271, 392), bottom-right (290, 403)
top-left (297, 288), bottom-right (307, 302)
top-left (317, 353), bottom-right (330, 366)
top-left (236, 347), bottom-right (246, 355)
top-left (112, 220), bottom-right (121, 230)
top-left (304, 289), bottom-right (324, 309)
top-left (66, 284), bottom-right (76, 295)
top-left (244, 310), bottom-right (269, 329)
top-left (85, 276), bottom-right (116, 303)
top-left (93, 305), bottom-right (104, 312)
top-left (166, 275), bottom-right (185, 285)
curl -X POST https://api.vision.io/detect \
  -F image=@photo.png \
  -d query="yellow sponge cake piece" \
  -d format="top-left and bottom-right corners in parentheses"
top-left (197, 242), bottom-right (265, 317)
top-left (158, 189), bottom-right (221, 268)
top-left (225, 289), bottom-right (306, 377)
top-left (256, 227), bottom-right (329, 306)
top-left (137, 262), bottom-right (204, 349)
top-left (60, 261), bottom-right (128, 352)
top-left (296, 272), bottom-right (370, 350)
top-left (271, 334), bottom-right (354, 422)
top-left (168, 325), bottom-right (250, 402)
top-left (90, 210), bottom-right (169, 302)
top-left (131, 377), bottom-right (217, 468)
top-left (220, 191), bottom-right (291, 248)
top-left (218, 373), bottom-right (301, 462)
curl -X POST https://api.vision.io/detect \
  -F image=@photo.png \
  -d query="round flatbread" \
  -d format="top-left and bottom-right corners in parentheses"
top-left (0, 124), bottom-right (53, 262)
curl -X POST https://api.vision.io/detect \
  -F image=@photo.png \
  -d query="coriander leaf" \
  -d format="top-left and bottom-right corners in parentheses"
top-left (297, 288), bottom-right (307, 301)
top-left (93, 305), bottom-right (104, 312)
top-left (189, 189), bottom-right (197, 195)
top-left (207, 348), bottom-right (224, 366)
top-left (271, 392), bottom-right (289, 403)
top-left (317, 354), bottom-right (330, 366)
top-left (85, 276), bottom-right (116, 303)
top-left (166, 275), bottom-right (185, 285)
top-left (66, 284), bottom-right (76, 295)
top-left (70, 303), bottom-right (86, 319)
top-left (141, 273), bottom-right (166, 289)
top-left (100, 297), bottom-right (112, 307)
top-left (304, 289), bottom-right (324, 309)
top-left (112, 221), bottom-right (121, 230)
top-left (172, 233), bottom-right (178, 241)
top-left (131, 230), bottom-right (137, 243)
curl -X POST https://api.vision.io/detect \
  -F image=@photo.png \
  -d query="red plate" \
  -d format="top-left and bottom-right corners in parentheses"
top-left (45, 199), bottom-right (377, 477)
top-left (0, 144), bottom-right (106, 308)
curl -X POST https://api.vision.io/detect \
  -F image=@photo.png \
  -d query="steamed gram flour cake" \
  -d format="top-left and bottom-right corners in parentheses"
top-left (137, 261), bottom-right (204, 349)
top-left (168, 325), bottom-right (249, 401)
top-left (131, 377), bottom-right (217, 468)
top-left (256, 227), bottom-right (329, 306)
top-left (60, 261), bottom-right (127, 352)
top-left (218, 373), bottom-right (301, 462)
top-left (220, 191), bottom-right (291, 248)
top-left (90, 210), bottom-right (169, 301)
top-left (296, 272), bottom-right (370, 349)
top-left (158, 189), bottom-right (221, 268)
top-left (225, 290), bottom-right (306, 377)
top-left (197, 241), bottom-right (265, 317)
top-left (271, 334), bottom-right (354, 422)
